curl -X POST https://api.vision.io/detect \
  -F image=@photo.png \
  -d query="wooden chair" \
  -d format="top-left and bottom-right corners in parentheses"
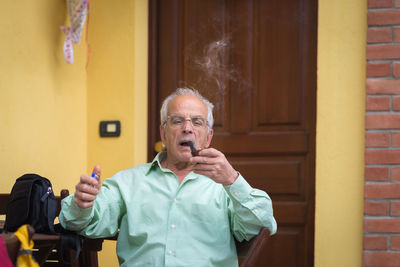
top-left (1, 190), bottom-right (270, 266)
top-left (0, 190), bottom-right (103, 266)
top-left (97, 228), bottom-right (270, 266)
top-left (237, 228), bottom-right (270, 267)
top-left (56, 190), bottom-right (271, 266)
top-left (98, 226), bottom-right (270, 266)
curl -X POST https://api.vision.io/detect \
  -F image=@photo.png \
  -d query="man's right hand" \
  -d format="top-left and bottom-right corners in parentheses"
top-left (74, 165), bottom-right (101, 209)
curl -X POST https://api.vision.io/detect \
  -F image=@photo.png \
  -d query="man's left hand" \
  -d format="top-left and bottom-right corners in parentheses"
top-left (190, 148), bottom-right (238, 186)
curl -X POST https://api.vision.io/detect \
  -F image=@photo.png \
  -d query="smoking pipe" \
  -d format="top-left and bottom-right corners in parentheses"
top-left (187, 141), bottom-right (200, 156)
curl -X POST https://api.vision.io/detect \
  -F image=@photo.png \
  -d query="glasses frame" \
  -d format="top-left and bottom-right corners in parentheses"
top-left (164, 114), bottom-right (208, 130)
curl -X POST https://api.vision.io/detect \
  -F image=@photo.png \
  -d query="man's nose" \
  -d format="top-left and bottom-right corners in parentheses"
top-left (182, 119), bottom-right (193, 133)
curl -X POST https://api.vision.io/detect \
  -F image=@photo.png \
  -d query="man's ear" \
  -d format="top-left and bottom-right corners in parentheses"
top-left (160, 125), bottom-right (166, 145)
top-left (205, 129), bottom-right (214, 148)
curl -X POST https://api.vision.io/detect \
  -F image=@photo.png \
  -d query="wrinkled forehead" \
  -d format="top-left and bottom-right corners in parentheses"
top-left (168, 95), bottom-right (208, 117)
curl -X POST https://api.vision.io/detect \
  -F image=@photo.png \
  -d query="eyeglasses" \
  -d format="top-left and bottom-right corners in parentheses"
top-left (164, 115), bottom-right (208, 129)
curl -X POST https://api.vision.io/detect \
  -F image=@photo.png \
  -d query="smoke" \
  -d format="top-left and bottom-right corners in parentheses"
top-left (184, 36), bottom-right (245, 97)
top-left (182, 34), bottom-right (250, 126)
top-left (195, 38), bottom-right (229, 92)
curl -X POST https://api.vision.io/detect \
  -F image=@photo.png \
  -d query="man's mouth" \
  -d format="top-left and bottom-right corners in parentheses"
top-left (179, 141), bottom-right (192, 147)
top-left (179, 141), bottom-right (196, 151)
top-left (179, 141), bottom-right (199, 156)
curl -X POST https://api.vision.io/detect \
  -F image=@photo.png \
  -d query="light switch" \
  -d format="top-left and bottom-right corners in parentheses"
top-left (100, 121), bottom-right (121, 137)
top-left (106, 123), bottom-right (117, 133)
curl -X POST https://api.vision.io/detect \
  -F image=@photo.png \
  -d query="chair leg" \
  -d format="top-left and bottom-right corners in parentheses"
top-left (79, 251), bottom-right (99, 267)
top-left (33, 244), bottom-right (56, 266)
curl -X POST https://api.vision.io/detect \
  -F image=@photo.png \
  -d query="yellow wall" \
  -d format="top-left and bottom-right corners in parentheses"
top-left (0, 1), bottom-right (87, 195)
top-left (315, 0), bottom-right (366, 266)
top-left (87, 0), bottom-right (148, 266)
top-left (1, 0), bottom-right (366, 266)
top-left (87, 0), bottom-right (147, 178)
top-left (1, 1), bottom-right (147, 266)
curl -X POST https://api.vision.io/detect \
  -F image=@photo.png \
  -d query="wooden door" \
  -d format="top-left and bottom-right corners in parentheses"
top-left (148, 0), bottom-right (317, 266)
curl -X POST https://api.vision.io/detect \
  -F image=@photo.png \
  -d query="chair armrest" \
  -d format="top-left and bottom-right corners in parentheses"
top-left (238, 228), bottom-right (270, 267)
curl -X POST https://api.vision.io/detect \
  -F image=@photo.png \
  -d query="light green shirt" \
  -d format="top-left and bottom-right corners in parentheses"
top-left (59, 152), bottom-right (277, 267)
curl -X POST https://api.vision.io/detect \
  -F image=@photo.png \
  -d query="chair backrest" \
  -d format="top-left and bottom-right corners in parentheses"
top-left (0, 194), bottom-right (8, 230)
top-left (236, 228), bottom-right (270, 267)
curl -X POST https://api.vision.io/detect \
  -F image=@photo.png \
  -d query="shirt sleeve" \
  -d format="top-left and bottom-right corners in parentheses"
top-left (59, 177), bottom-right (126, 238)
top-left (223, 174), bottom-right (277, 242)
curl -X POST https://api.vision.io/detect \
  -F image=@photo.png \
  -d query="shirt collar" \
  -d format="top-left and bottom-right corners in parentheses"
top-left (145, 152), bottom-right (166, 175)
top-left (145, 152), bottom-right (199, 181)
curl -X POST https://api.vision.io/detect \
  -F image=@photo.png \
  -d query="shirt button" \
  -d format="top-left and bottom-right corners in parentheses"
top-left (253, 209), bottom-right (258, 214)
top-left (234, 192), bottom-right (239, 196)
top-left (168, 250), bottom-right (173, 255)
top-left (173, 198), bottom-right (177, 203)
top-left (171, 224), bottom-right (176, 229)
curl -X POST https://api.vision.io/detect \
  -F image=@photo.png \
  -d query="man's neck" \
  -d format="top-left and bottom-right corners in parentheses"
top-left (161, 157), bottom-right (193, 184)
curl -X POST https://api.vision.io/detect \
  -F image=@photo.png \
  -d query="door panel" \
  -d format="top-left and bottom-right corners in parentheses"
top-left (149, 0), bottom-right (317, 266)
top-left (231, 158), bottom-right (303, 196)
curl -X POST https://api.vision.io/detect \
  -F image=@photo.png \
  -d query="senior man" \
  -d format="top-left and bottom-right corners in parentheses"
top-left (59, 88), bottom-right (277, 267)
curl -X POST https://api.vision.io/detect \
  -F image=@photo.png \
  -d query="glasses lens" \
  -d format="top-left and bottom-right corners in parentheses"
top-left (168, 115), bottom-right (206, 129)
top-left (170, 115), bottom-right (185, 127)
top-left (191, 117), bottom-right (205, 127)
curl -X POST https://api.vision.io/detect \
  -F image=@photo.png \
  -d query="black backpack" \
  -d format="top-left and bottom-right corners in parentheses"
top-left (4, 173), bottom-right (84, 264)
top-left (4, 173), bottom-right (57, 233)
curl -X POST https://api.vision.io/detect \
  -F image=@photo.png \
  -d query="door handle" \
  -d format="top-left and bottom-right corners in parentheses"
top-left (154, 140), bottom-right (163, 153)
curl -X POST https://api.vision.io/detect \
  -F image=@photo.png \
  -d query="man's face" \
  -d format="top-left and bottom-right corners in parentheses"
top-left (160, 95), bottom-right (213, 163)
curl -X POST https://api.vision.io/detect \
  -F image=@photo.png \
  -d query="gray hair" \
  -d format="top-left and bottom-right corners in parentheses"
top-left (160, 88), bottom-right (214, 131)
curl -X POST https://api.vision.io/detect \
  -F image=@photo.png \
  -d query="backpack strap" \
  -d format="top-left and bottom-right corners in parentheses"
top-left (48, 206), bottom-right (56, 234)
top-left (38, 183), bottom-right (57, 234)
top-left (46, 194), bottom-right (56, 234)
top-left (54, 224), bottom-right (84, 264)
top-left (59, 233), bottom-right (83, 264)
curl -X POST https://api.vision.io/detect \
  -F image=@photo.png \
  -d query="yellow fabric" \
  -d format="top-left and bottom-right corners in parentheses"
top-left (13, 225), bottom-right (39, 267)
